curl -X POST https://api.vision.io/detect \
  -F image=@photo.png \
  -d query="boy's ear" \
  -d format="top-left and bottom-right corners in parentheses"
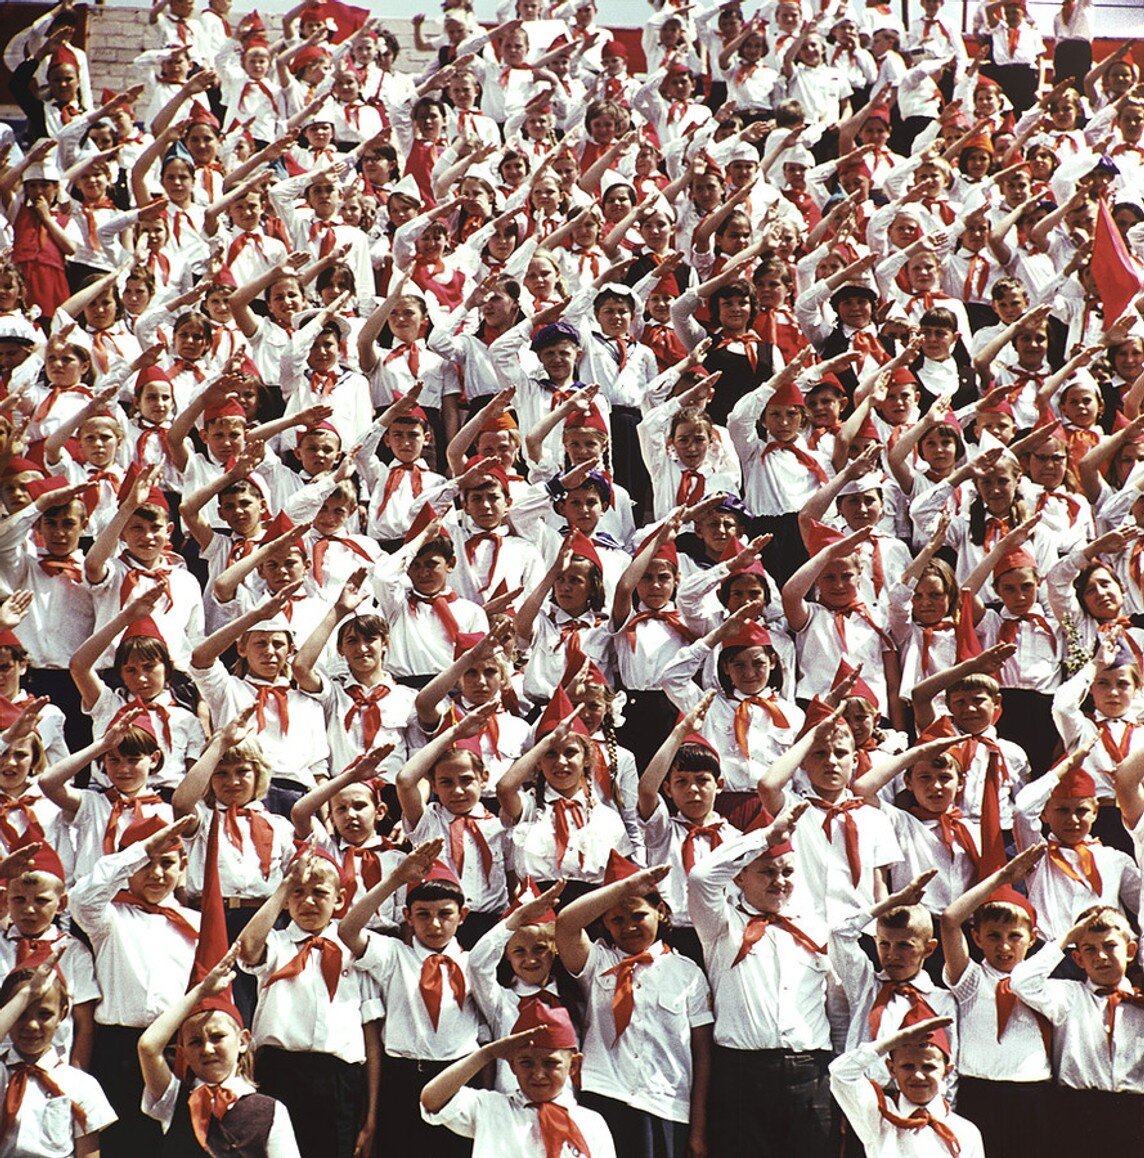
top-left (460, 904), bottom-right (471, 921)
top-left (923, 937), bottom-right (938, 959)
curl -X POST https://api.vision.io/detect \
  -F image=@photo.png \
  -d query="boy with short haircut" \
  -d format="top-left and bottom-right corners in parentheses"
top-left (687, 784), bottom-right (846, 1157)
top-left (370, 512), bottom-right (489, 683)
top-left (70, 815), bottom-right (200, 1153)
top-left (1011, 903), bottom-right (1144, 1146)
top-left (420, 1001), bottom-right (616, 1157)
top-left (828, 873), bottom-right (958, 1080)
top-left (1014, 751), bottom-right (1140, 942)
top-left (84, 465), bottom-right (205, 671)
top-left (829, 1017), bottom-right (985, 1158)
top-left (237, 845), bottom-right (373, 1158)
top-left (340, 839), bottom-right (482, 1158)
top-left (0, 840), bottom-right (99, 1068)
top-left (940, 845), bottom-right (1052, 1156)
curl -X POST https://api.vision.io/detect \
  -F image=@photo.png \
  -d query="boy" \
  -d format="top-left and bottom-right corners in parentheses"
top-left (420, 1001), bottom-right (616, 1157)
top-left (0, 839), bottom-right (98, 1067)
top-left (940, 845), bottom-right (1052, 1156)
top-left (70, 814), bottom-right (199, 1153)
top-left (340, 840), bottom-right (481, 1158)
top-left (829, 1017), bottom-right (985, 1157)
top-left (0, 477), bottom-right (95, 748)
top-left (84, 465), bottom-right (205, 672)
top-left (1014, 756), bottom-right (1140, 943)
top-left (1011, 903), bottom-right (1144, 1146)
top-left (687, 792), bottom-right (845, 1157)
top-left (237, 845), bottom-right (372, 1158)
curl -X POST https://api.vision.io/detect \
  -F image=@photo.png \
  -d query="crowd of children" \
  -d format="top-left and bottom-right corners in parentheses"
top-left (1, 0), bottom-right (1144, 1151)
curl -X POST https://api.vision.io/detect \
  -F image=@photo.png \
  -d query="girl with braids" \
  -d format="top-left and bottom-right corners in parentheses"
top-left (566, 659), bottom-right (644, 864)
top-left (910, 445), bottom-right (1055, 603)
top-left (496, 694), bottom-right (633, 900)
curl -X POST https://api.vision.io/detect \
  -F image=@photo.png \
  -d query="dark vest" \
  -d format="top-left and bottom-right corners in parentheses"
top-left (162, 1081), bottom-right (278, 1158)
top-left (702, 342), bottom-right (775, 425)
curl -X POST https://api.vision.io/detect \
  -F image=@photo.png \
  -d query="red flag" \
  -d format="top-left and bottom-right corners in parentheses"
top-left (314, 0), bottom-right (368, 42)
top-left (1092, 199), bottom-right (1144, 330)
top-left (954, 588), bottom-right (982, 661)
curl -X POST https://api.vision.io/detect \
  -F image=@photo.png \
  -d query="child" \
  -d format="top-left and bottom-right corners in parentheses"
top-left (496, 697), bottom-right (633, 888)
top-left (339, 840), bottom-right (481, 1158)
top-left (291, 747), bottom-right (403, 931)
top-left (84, 465), bottom-right (205, 673)
top-left (555, 853), bottom-right (714, 1157)
top-left (419, 1001), bottom-right (616, 1157)
top-left (236, 846), bottom-right (371, 1158)
top-left (940, 845), bottom-right (1053, 1156)
top-left (467, 881), bottom-right (570, 1091)
top-left (69, 814), bottom-right (199, 1153)
top-left (687, 800), bottom-right (843, 1156)
top-left (70, 589), bottom-right (207, 790)
top-left (38, 712), bottom-right (173, 881)
top-left (137, 945), bottom-right (301, 1156)
top-left (396, 706), bottom-right (510, 945)
top-left (1011, 904), bottom-right (1144, 1147)
top-left (0, 705), bottom-right (70, 861)
top-left (758, 703), bottom-right (903, 926)
top-left (637, 694), bottom-right (742, 961)
top-left (190, 590), bottom-right (331, 816)
top-left (783, 524), bottom-right (905, 730)
top-left (829, 1017), bottom-right (984, 1158)
top-left (0, 955), bottom-right (116, 1155)
top-left (0, 840), bottom-right (98, 1068)
top-left (1014, 756), bottom-right (1140, 943)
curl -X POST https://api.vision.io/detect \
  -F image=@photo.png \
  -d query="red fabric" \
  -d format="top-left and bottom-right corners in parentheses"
top-left (344, 683), bottom-right (391, 748)
top-left (0, 1063), bottom-right (87, 1146)
top-left (1046, 838), bottom-right (1103, 895)
top-left (680, 823), bottom-right (723, 873)
top-left (867, 981), bottom-right (939, 1039)
top-left (112, 890), bottom-right (199, 941)
top-left (733, 696), bottom-right (790, 759)
top-left (807, 797), bottom-right (865, 886)
top-left (188, 1084), bottom-right (238, 1149)
top-left (102, 791), bottom-right (162, 855)
top-left (262, 936), bottom-right (342, 999)
top-left (419, 952), bottom-right (466, 1029)
top-left (1092, 199), bottom-right (1144, 329)
top-left (449, 814), bottom-right (494, 880)
top-left (603, 951), bottom-right (654, 1037)
top-left (222, 806), bottom-right (275, 878)
top-left (732, 911), bottom-right (826, 965)
top-left (530, 1101), bottom-right (593, 1158)
top-left (871, 1082), bottom-right (960, 1157)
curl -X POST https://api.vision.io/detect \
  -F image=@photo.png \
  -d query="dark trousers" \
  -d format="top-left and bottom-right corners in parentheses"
top-left (610, 404), bottom-right (650, 525)
top-left (979, 61), bottom-right (1039, 114)
top-left (380, 1054), bottom-right (472, 1157)
top-left (709, 1045), bottom-right (836, 1156)
top-left (254, 1045), bottom-right (364, 1158)
top-left (27, 666), bottom-right (92, 754)
top-left (615, 688), bottom-right (677, 778)
top-left (1051, 1085), bottom-right (1144, 1148)
top-left (995, 687), bottom-right (1055, 779)
top-left (264, 778), bottom-right (306, 820)
top-left (957, 1076), bottom-right (1051, 1156)
top-left (1053, 39), bottom-right (1092, 93)
top-left (90, 1023), bottom-right (163, 1157)
top-left (579, 1091), bottom-right (688, 1158)
top-left (223, 906), bottom-right (261, 1027)
top-left (752, 511), bottom-right (807, 588)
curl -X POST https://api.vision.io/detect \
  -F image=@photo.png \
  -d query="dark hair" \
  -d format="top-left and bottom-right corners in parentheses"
top-left (673, 742), bottom-right (721, 775)
top-left (316, 264), bottom-right (356, 296)
top-left (114, 634), bottom-right (173, 680)
top-left (413, 536), bottom-right (456, 565)
top-left (716, 643), bottom-right (782, 695)
top-left (0, 967), bottom-right (69, 1015)
top-left (710, 279), bottom-right (756, 317)
top-left (336, 614), bottom-right (389, 648)
top-left (407, 879), bottom-right (466, 907)
top-left (109, 722), bottom-right (164, 771)
top-left (919, 307), bottom-right (957, 331)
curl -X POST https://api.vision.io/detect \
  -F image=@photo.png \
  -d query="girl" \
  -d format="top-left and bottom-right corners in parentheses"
top-left (782, 525), bottom-right (906, 730)
top-left (37, 712), bottom-right (173, 881)
top-left (126, 365), bottom-right (180, 490)
top-left (468, 881), bottom-right (575, 1090)
top-left (663, 606), bottom-right (802, 812)
top-left (495, 704), bottom-right (632, 893)
top-left (516, 535), bottom-right (612, 705)
top-left (567, 660), bottom-right (645, 863)
top-left (291, 746), bottom-right (402, 930)
top-left (2, 153), bottom-right (75, 321)
top-left (611, 518), bottom-right (697, 774)
top-left (138, 946), bottom-right (299, 1155)
top-left (0, 710), bottom-right (70, 863)
top-left (158, 310), bottom-right (218, 412)
top-left (413, 628), bottom-right (531, 796)
top-left (190, 587), bottom-right (332, 818)
top-left (1057, 377), bottom-right (1105, 470)
top-left (751, 256), bottom-right (810, 365)
top-left (555, 857), bottom-right (714, 1158)
top-left (0, 958), bottom-right (116, 1156)
top-left (638, 374), bottom-right (741, 522)
top-left (70, 589), bottom-right (207, 791)
top-left (24, 336), bottom-right (96, 444)
top-left (1020, 424), bottom-right (1094, 560)
top-left (396, 705), bottom-right (509, 945)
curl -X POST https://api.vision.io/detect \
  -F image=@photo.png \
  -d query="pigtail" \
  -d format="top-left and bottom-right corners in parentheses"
top-left (602, 708), bottom-right (622, 810)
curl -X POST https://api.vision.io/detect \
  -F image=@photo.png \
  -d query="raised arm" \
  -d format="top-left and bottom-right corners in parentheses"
top-left (638, 692), bottom-right (715, 820)
top-left (69, 587), bottom-right (167, 710)
top-left (756, 707), bottom-right (844, 814)
top-left (339, 839), bottom-right (443, 957)
top-left (781, 527), bottom-right (872, 633)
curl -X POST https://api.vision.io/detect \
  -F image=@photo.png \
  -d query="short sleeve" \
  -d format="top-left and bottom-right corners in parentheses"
top-left (683, 962), bottom-right (714, 1028)
top-left (945, 957), bottom-right (982, 1002)
top-left (420, 1085), bottom-right (487, 1135)
top-left (141, 1073), bottom-right (181, 1131)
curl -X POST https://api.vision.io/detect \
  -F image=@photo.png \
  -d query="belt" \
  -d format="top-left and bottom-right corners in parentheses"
top-left (223, 896), bottom-right (266, 910)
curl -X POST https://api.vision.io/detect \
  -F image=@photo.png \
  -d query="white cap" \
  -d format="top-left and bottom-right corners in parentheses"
top-left (24, 159), bottom-right (61, 182)
top-left (292, 309), bottom-right (352, 343)
top-left (782, 144), bottom-right (816, 169)
top-left (0, 316), bottom-right (40, 344)
top-left (723, 140), bottom-right (761, 166)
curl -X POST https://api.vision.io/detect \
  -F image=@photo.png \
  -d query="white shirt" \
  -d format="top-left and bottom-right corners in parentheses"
top-left (184, 800), bottom-right (296, 900)
top-left (0, 1048), bottom-right (116, 1158)
top-left (575, 939), bottom-right (712, 1122)
top-left (509, 785), bottom-right (632, 884)
top-left (410, 802), bottom-right (509, 915)
top-left (830, 1044), bottom-right (985, 1158)
top-left (70, 843), bottom-right (200, 1027)
top-left (240, 921), bottom-right (367, 1064)
top-left (687, 827), bottom-right (847, 1051)
top-left (1011, 941), bottom-right (1144, 1092)
top-left (642, 803), bottom-right (740, 929)
top-left (945, 958), bottom-right (1052, 1082)
top-left (423, 1086), bottom-right (616, 1158)
top-left (356, 932), bottom-right (480, 1061)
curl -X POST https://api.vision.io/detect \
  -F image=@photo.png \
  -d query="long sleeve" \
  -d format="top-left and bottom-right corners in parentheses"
top-left (1009, 941), bottom-right (1071, 1023)
top-left (70, 844), bottom-right (150, 939)
top-left (686, 826), bottom-right (772, 945)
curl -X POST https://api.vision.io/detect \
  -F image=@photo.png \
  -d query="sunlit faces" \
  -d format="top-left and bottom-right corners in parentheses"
top-left (885, 1043), bottom-right (951, 1107)
top-left (432, 753), bottom-right (486, 816)
top-left (77, 418), bottom-right (120, 468)
top-left (298, 429), bottom-right (342, 477)
top-left (211, 761), bottom-right (258, 810)
top-left (509, 1046), bottom-right (578, 1104)
top-left (602, 895), bottom-right (662, 958)
top-left (1026, 438), bottom-right (1067, 489)
top-left (37, 503), bottom-right (87, 557)
top-left (539, 735), bottom-right (590, 797)
top-left (458, 656), bottom-right (505, 706)
top-left (723, 645), bottom-right (771, 696)
top-left (910, 572), bottom-right (953, 626)
top-left (1043, 792), bottom-right (1097, 847)
top-left (6, 872), bottom-right (64, 937)
top-left (0, 736), bottom-right (35, 798)
top-left (179, 1010), bottom-right (250, 1085)
top-left (286, 862), bottom-right (344, 933)
top-left (553, 558), bottom-right (596, 616)
top-left (735, 850), bottom-right (795, 914)
top-left (405, 895), bottom-right (466, 950)
top-left (7, 979), bottom-right (67, 1062)
top-left (267, 278), bottom-right (305, 326)
top-left (45, 343), bottom-right (90, 387)
top-left (947, 687), bottom-right (999, 735)
top-left (330, 782), bottom-right (382, 846)
top-left (461, 480), bottom-right (509, 531)
top-left (971, 914), bottom-right (1033, 972)
top-left (82, 285), bottom-right (118, 331)
top-left (815, 552), bottom-right (861, 609)
top-left (837, 487), bottom-right (882, 530)
top-left (635, 560), bottom-right (676, 611)
top-left (258, 544), bottom-right (308, 592)
top-left (904, 757), bottom-right (960, 814)
top-left (505, 926), bottom-right (556, 987)
top-left (237, 629), bottom-right (293, 680)
top-left (127, 846), bottom-right (185, 905)
top-left (555, 484), bottom-right (604, 535)
top-left (1091, 664), bottom-right (1140, 717)
top-left (118, 650), bottom-right (168, 701)
top-left (802, 724), bottom-right (856, 801)
top-left (974, 463), bottom-right (1019, 514)
top-left (875, 917), bottom-right (936, 981)
top-left (994, 565), bottom-right (1038, 617)
top-left (666, 766), bottom-right (721, 822)
top-left (762, 402), bottom-right (804, 444)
